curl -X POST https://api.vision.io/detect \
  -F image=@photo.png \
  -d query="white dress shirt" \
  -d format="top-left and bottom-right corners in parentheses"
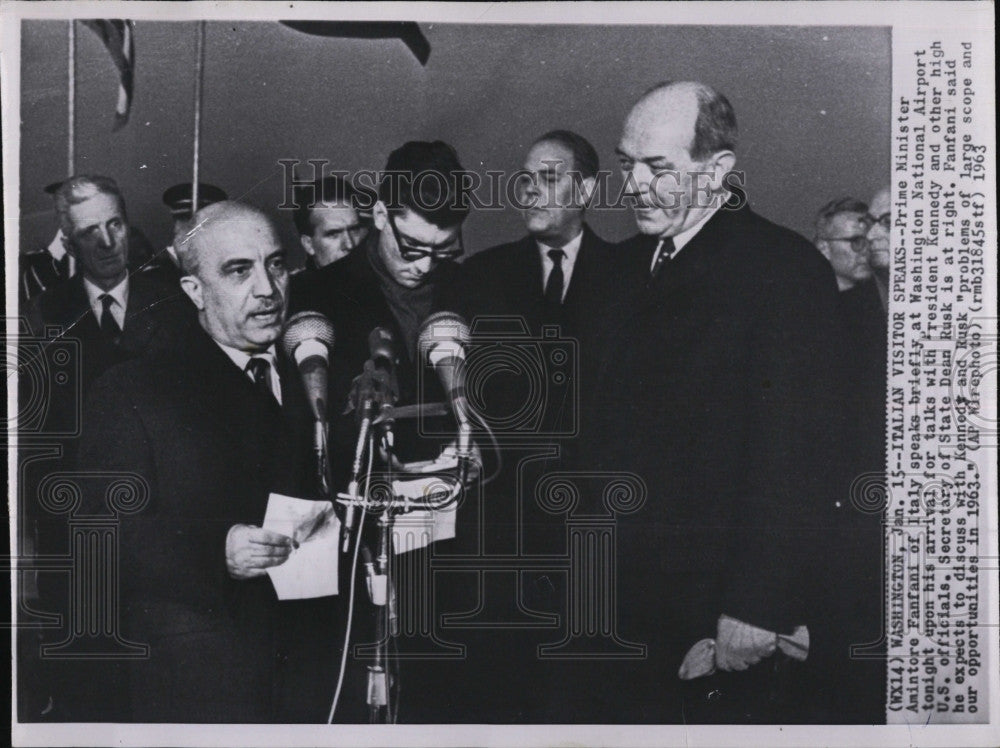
top-left (648, 202), bottom-right (724, 272)
top-left (215, 342), bottom-right (283, 405)
top-left (83, 276), bottom-right (129, 329)
top-left (537, 229), bottom-right (584, 302)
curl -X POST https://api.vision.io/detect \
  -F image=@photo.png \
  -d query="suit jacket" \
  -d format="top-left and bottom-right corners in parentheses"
top-left (20, 248), bottom-right (71, 303)
top-left (439, 224), bottom-right (636, 337)
top-left (76, 325), bottom-right (318, 722)
top-left (572, 204), bottom-right (853, 721)
top-left (289, 238), bottom-right (459, 485)
top-left (26, 272), bottom-right (195, 395)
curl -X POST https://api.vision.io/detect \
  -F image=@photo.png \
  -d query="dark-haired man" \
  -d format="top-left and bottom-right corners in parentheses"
top-left (569, 81), bottom-right (872, 723)
top-left (288, 142), bottom-right (469, 719)
top-left (290, 141), bottom-right (466, 429)
top-left (290, 174), bottom-right (370, 276)
top-left (443, 130), bottom-right (624, 339)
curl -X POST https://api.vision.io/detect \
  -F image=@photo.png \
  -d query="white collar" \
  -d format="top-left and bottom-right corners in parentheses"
top-left (83, 275), bottom-right (129, 314)
top-left (649, 200), bottom-right (724, 272)
top-left (670, 201), bottom-right (723, 254)
top-left (537, 227), bottom-right (584, 262)
top-left (214, 342), bottom-right (278, 373)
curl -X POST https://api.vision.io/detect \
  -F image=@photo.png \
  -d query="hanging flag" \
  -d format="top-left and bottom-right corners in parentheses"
top-left (280, 21), bottom-right (430, 66)
top-left (81, 20), bottom-right (135, 130)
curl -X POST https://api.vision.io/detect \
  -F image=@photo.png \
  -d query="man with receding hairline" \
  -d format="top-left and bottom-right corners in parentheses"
top-left (568, 81), bottom-right (874, 722)
top-left (75, 201), bottom-right (330, 721)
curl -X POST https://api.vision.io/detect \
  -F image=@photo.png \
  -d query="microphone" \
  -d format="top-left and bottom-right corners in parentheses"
top-left (368, 327), bottom-right (398, 375)
top-left (281, 311), bottom-right (336, 422)
top-left (367, 326), bottom-right (400, 416)
top-left (417, 312), bottom-right (473, 478)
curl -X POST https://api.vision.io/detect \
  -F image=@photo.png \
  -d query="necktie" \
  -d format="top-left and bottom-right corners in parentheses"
top-left (98, 294), bottom-right (122, 343)
top-left (649, 236), bottom-right (677, 280)
top-left (544, 249), bottom-right (566, 306)
top-left (245, 356), bottom-right (276, 404)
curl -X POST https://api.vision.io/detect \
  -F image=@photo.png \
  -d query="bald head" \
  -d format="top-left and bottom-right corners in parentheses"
top-left (177, 201), bottom-right (289, 351)
top-left (617, 81), bottom-right (738, 237)
top-left (626, 81), bottom-right (738, 162)
top-left (177, 201), bottom-right (278, 276)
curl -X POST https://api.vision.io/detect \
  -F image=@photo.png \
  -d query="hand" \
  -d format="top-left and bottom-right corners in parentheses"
top-left (714, 614), bottom-right (777, 672)
top-left (226, 524), bottom-right (293, 580)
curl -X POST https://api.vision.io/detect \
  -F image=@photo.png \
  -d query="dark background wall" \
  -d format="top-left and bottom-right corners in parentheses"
top-left (18, 21), bottom-right (890, 263)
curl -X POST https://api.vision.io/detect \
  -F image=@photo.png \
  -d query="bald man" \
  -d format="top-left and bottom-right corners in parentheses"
top-left (571, 82), bottom-right (877, 723)
top-left (75, 202), bottom-right (326, 722)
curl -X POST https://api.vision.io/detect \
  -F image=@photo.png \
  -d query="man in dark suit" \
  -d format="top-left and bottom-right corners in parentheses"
top-left (18, 176), bottom-right (193, 721)
top-left (445, 130), bottom-right (621, 337)
top-left (424, 131), bottom-right (640, 722)
top-left (288, 142), bottom-right (470, 722)
top-left (20, 179), bottom-right (158, 304)
top-left (289, 142), bottom-right (467, 481)
top-left (815, 196), bottom-right (888, 472)
top-left (74, 201), bottom-right (327, 722)
top-left (562, 81), bottom-right (863, 723)
top-left (814, 197), bottom-right (888, 723)
top-left (25, 176), bottom-right (190, 394)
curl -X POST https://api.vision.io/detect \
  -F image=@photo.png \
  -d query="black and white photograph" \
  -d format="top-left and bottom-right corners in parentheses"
top-left (3, 2), bottom-right (997, 746)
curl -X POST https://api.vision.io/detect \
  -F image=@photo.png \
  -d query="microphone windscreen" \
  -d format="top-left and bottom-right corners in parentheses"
top-left (417, 311), bottom-right (470, 364)
top-left (282, 310), bottom-right (335, 360)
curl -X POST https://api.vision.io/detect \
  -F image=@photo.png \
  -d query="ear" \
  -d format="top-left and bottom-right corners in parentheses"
top-left (815, 240), bottom-right (831, 261)
top-left (709, 150), bottom-right (737, 185)
top-left (372, 200), bottom-right (388, 232)
top-left (300, 235), bottom-right (316, 257)
top-left (180, 275), bottom-right (205, 311)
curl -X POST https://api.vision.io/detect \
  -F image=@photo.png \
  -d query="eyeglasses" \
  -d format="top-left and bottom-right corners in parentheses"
top-left (822, 235), bottom-right (869, 252)
top-left (386, 212), bottom-right (464, 262)
top-left (866, 212), bottom-right (891, 230)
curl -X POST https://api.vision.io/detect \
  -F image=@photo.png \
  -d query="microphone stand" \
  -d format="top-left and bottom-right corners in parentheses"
top-left (367, 420), bottom-right (397, 724)
top-left (314, 417), bottom-right (330, 497)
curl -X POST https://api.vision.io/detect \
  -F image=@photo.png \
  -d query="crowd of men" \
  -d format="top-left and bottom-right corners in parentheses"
top-left (17, 80), bottom-right (891, 725)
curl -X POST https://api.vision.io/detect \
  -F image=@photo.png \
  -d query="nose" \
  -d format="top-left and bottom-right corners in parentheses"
top-left (251, 263), bottom-right (280, 297)
top-left (629, 162), bottom-right (653, 192)
top-left (96, 225), bottom-right (114, 250)
top-left (411, 256), bottom-right (433, 276)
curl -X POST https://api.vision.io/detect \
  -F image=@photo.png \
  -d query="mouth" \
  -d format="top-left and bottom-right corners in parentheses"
top-left (249, 308), bottom-right (282, 324)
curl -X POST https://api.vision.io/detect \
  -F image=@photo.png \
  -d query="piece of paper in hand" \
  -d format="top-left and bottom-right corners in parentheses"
top-left (262, 493), bottom-right (340, 600)
top-left (390, 477), bottom-right (457, 554)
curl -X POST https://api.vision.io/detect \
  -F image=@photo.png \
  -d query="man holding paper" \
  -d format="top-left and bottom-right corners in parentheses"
top-left (76, 201), bottom-right (339, 722)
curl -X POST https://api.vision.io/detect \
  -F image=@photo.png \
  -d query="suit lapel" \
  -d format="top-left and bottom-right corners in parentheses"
top-left (561, 225), bottom-right (599, 311)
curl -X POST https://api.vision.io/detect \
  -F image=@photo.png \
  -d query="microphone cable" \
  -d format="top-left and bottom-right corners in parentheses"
top-left (327, 432), bottom-right (373, 724)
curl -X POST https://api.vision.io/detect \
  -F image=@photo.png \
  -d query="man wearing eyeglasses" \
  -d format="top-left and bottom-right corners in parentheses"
top-left (289, 141), bottom-right (468, 487)
top-left (814, 197), bottom-right (874, 292)
top-left (865, 186), bottom-right (892, 312)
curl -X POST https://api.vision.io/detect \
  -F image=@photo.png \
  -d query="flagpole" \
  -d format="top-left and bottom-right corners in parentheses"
top-left (191, 21), bottom-right (206, 211)
top-left (67, 20), bottom-right (76, 176)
